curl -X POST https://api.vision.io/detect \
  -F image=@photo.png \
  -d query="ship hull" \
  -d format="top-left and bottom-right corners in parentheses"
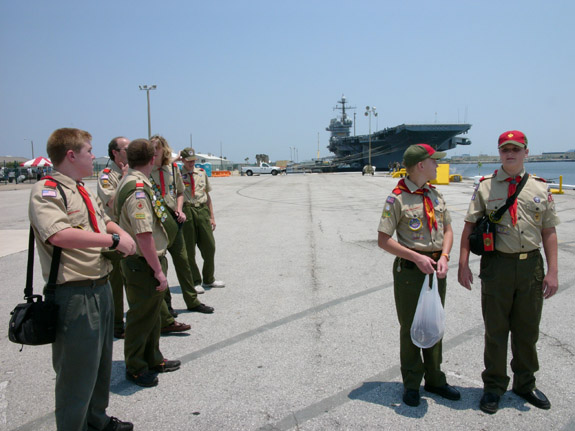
top-left (328, 123), bottom-right (472, 170)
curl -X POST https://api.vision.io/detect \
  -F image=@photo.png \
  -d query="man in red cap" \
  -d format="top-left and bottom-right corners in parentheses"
top-left (378, 143), bottom-right (460, 407)
top-left (459, 130), bottom-right (560, 414)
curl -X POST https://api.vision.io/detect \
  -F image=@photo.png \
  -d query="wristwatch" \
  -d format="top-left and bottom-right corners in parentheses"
top-left (109, 233), bottom-right (120, 250)
top-left (441, 253), bottom-right (450, 261)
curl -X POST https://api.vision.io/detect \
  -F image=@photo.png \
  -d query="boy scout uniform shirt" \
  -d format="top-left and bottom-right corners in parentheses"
top-left (97, 162), bottom-right (123, 221)
top-left (378, 177), bottom-right (451, 251)
top-left (182, 167), bottom-right (211, 205)
top-left (117, 170), bottom-right (169, 257)
top-left (465, 168), bottom-right (560, 253)
top-left (28, 170), bottom-right (112, 284)
top-left (150, 165), bottom-right (184, 213)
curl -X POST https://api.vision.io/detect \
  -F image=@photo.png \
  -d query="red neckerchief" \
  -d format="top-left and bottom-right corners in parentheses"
top-left (393, 178), bottom-right (437, 233)
top-left (159, 169), bottom-right (166, 197)
top-left (505, 174), bottom-right (522, 226)
top-left (191, 170), bottom-right (195, 197)
top-left (43, 175), bottom-right (100, 233)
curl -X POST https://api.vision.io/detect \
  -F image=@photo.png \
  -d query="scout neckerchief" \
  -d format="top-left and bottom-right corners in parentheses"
top-left (76, 182), bottom-right (101, 233)
top-left (393, 178), bottom-right (437, 233)
top-left (43, 176), bottom-right (100, 233)
top-left (492, 169), bottom-right (527, 226)
top-left (190, 170), bottom-right (196, 197)
top-left (159, 170), bottom-right (166, 196)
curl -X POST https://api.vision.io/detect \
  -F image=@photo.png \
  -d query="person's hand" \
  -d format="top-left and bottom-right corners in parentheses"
top-left (118, 161), bottom-right (129, 177)
top-left (542, 272), bottom-right (558, 299)
top-left (154, 270), bottom-right (168, 292)
top-left (115, 233), bottom-right (136, 256)
top-left (436, 256), bottom-right (449, 279)
top-left (414, 254), bottom-right (436, 274)
top-left (210, 218), bottom-right (216, 231)
top-left (175, 211), bottom-right (186, 223)
top-left (458, 264), bottom-right (473, 290)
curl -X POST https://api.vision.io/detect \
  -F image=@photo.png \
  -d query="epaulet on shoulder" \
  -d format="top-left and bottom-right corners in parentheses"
top-left (103, 168), bottom-right (111, 173)
top-left (173, 162), bottom-right (179, 167)
top-left (199, 168), bottom-right (205, 172)
top-left (531, 175), bottom-right (547, 183)
top-left (479, 174), bottom-right (493, 182)
top-left (43, 179), bottom-right (58, 188)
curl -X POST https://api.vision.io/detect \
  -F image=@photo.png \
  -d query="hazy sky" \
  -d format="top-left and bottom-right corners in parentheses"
top-left (1, 0), bottom-right (574, 162)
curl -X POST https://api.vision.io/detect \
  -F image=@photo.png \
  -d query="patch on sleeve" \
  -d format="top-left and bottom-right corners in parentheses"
top-left (42, 189), bottom-right (57, 197)
top-left (135, 191), bottom-right (146, 199)
top-left (386, 196), bottom-right (396, 204)
top-left (100, 174), bottom-right (109, 180)
top-left (134, 213), bottom-right (146, 219)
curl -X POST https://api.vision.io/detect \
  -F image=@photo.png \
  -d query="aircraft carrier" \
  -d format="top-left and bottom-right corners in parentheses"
top-left (326, 95), bottom-right (472, 170)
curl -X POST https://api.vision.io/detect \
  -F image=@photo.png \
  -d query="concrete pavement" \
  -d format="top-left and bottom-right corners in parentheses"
top-left (1, 173), bottom-right (574, 431)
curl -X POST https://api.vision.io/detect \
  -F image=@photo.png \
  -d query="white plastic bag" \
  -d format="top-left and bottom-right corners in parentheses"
top-left (410, 272), bottom-right (445, 349)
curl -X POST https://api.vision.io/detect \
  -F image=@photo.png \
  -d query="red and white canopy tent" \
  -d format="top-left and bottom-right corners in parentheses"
top-left (20, 156), bottom-right (53, 168)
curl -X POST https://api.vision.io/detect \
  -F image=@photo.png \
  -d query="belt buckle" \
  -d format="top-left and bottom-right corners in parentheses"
top-left (519, 253), bottom-right (528, 260)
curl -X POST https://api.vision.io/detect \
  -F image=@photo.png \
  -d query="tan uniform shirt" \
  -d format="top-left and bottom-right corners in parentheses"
top-left (97, 162), bottom-right (122, 221)
top-left (182, 167), bottom-right (211, 205)
top-left (28, 170), bottom-right (112, 284)
top-left (464, 167), bottom-right (560, 253)
top-left (378, 177), bottom-right (451, 251)
top-left (150, 164), bottom-right (184, 212)
top-left (116, 170), bottom-right (168, 257)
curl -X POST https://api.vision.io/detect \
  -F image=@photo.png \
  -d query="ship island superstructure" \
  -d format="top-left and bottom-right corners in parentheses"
top-left (326, 96), bottom-right (472, 170)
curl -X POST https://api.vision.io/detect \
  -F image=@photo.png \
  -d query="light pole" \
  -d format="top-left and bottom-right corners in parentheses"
top-left (139, 85), bottom-right (157, 138)
top-left (25, 139), bottom-right (34, 158)
top-left (364, 106), bottom-right (378, 168)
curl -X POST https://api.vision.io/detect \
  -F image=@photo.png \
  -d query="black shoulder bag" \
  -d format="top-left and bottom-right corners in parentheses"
top-left (469, 173), bottom-right (529, 256)
top-left (8, 182), bottom-right (67, 347)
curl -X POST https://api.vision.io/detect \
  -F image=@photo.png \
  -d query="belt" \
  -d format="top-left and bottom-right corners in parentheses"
top-left (410, 249), bottom-right (443, 261)
top-left (56, 275), bottom-right (109, 288)
top-left (494, 249), bottom-right (540, 260)
top-left (184, 202), bottom-right (206, 208)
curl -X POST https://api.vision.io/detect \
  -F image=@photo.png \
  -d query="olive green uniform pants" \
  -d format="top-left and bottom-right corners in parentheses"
top-left (393, 257), bottom-right (447, 390)
top-left (47, 281), bottom-right (114, 431)
top-left (159, 228), bottom-right (200, 327)
top-left (122, 256), bottom-right (167, 375)
top-left (183, 204), bottom-right (216, 286)
top-left (479, 250), bottom-right (544, 395)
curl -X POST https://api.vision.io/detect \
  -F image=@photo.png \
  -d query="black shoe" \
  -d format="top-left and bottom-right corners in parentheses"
top-left (126, 370), bottom-right (158, 387)
top-left (188, 303), bottom-right (214, 314)
top-left (480, 392), bottom-right (500, 414)
top-left (168, 306), bottom-right (178, 318)
top-left (403, 388), bottom-right (420, 407)
top-left (512, 388), bottom-right (551, 410)
top-left (424, 383), bottom-right (461, 400)
top-left (151, 359), bottom-right (181, 373)
top-left (103, 416), bottom-right (134, 431)
top-left (113, 330), bottom-right (125, 339)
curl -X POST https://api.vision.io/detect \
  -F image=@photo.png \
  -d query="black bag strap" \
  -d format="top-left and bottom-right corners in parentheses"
top-left (26, 180), bottom-right (67, 299)
top-left (490, 173), bottom-right (529, 222)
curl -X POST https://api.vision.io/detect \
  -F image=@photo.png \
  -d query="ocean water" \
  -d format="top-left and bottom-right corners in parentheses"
top-left (449, 161), bottom-right (575, 186)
